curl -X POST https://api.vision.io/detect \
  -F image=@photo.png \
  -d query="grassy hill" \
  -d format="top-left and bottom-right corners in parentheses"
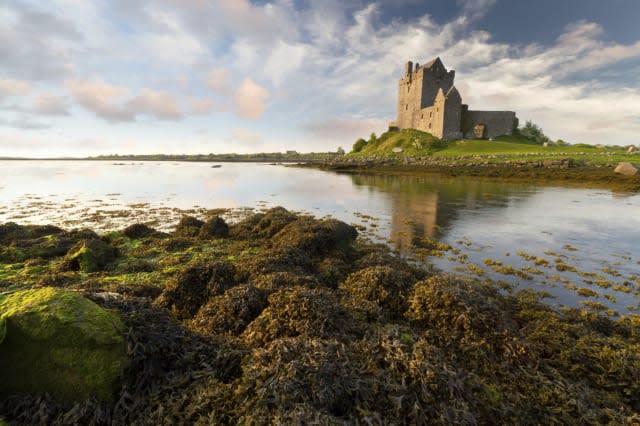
top-left (349, 129), bottom-right (635, 165)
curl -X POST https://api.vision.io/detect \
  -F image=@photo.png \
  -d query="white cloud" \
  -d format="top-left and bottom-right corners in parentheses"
top-left (229, 127), bottom-right (263, 146)
top-left (127, 89), bottom-right (182, 120)
top-left (206, 68), bottom-right (230, 92)
top-left (303, 117), bottom-right (388, 143)
top-left (0, 79), bottom-right (31, 96)
top-left (264, 40), bottom-right (308, 86)
top-left (66, 78), bottom-right (133, 122)
top-left (188, 97), bottom-right (226, 114)
top-left (33, 94), bottom-right (70, 115)
top-left (233, 78), bottom-right (270, 120)
top-left (66, 78), bottom-right (182, 122)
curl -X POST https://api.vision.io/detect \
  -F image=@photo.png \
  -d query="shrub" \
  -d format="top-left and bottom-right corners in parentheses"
top-left (352, 138), bottom-right (367, 153)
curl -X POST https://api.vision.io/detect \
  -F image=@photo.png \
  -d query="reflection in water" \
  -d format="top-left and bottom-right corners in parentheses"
top-left (1, 161), bottom-right (639, 313)
top-left (350, 174), bottom-right (534, 253)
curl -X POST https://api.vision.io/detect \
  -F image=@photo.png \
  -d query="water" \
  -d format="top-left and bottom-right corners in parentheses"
top-left (1, 160), bottom-right (639, 313)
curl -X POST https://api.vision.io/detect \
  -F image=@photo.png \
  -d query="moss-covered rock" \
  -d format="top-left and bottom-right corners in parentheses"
top-left (59, 238), bottom-right (118, 273)
top-left (122, 223), bottom-right (157, 239)
top-left (198, 216), bottom-right (229, 239)
top-left (174, 216), bottom-right (204, 237)
top-left (0, 288), bottom-right (128, 402)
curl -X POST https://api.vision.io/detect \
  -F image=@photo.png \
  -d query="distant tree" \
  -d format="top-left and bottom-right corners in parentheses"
top-left (518, 120), bottom-right (549, 144)
top-left (336, 146), bottom-right (345, 155)
top-left (369, 132), bottom-right (378, 144)
top-left (352, 138), bottom-right (367, 153)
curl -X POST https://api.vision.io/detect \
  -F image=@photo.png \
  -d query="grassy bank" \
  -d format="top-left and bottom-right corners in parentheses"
top-left (306, 129), bottom-right (640, 192)
top-left (0, 208), bottom-right (639, 424)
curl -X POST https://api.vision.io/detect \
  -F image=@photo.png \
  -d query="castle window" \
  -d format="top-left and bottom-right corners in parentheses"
top-left (429, 123), bottom-right (431, 129)
top-left (421, 113), bottom-right (424, 119)
top-left (405, 104), bottom-right (408, 111)
top-left (429, 112), bottom-right (432, 118)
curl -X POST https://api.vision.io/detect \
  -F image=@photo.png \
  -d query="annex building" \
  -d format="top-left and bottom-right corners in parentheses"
top-left (390, 57), bottom-right (518, 140)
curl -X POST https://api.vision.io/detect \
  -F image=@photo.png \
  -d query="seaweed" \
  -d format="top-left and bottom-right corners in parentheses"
top-left (1, 208), bottom-right (638, 425)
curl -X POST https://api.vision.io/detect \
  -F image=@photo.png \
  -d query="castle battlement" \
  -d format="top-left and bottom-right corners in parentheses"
top-left (390, 57), bottom-right (518, 140)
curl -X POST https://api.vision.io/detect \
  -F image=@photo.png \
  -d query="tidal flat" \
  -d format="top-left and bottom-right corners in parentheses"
top-left (0, 208), bottom-right (639, 424)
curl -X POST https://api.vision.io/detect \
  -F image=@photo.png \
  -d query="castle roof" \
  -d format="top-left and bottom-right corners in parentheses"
top-left (445, 85), bottom-right (459, 97)
top-left (421, 57), bottom-right (441, 70)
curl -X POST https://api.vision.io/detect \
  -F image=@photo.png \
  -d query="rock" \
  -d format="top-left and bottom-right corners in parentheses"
top-left (614, 162), bottom-right (640, 176)
top-left (392, 147), bottom-right (403, 153)
top-left (155, 260), bottom-right (241, 319)
top-left (230, 207), bottom-right (298, 239)
top-left (123, 223), bottom-right (156, 239)
top-left (0, 288), bottom-right (128, 402)
top-left (198, 216), bottom-right (229, 239)
top-left (271, 217), bottom-right (358, 257)
top-left (59, 238), bottom-right (118, 272)
top-left (174, 216), bottom-right (204, 237)
top-left (628, 145), bottom-right (639, 153)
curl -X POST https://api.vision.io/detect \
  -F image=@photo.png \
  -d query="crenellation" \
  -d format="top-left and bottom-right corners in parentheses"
top-left (392, 57), bottom-right (518, 140)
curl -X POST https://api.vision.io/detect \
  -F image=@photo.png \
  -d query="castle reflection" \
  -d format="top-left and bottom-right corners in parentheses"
top-left (349, 174), bottom-right (530, 253)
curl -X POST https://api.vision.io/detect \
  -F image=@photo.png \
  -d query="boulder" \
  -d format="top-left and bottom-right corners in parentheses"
top-left (174, 216), bottom-right (204, 237)
top-left (392, 147), bottom-right (403, 153)
top-left (122, 223), bottom-right (156, 239)
top-left (628, 145), bottom-right (639, 153)
top-left (0, 288), bottom-right (128, 402)
top-left (59, 238), bottom-right (118, 272)
top-left (614, 162), bottom-right (640, 176)
top-left (199, 216), bottom-right (229, 239)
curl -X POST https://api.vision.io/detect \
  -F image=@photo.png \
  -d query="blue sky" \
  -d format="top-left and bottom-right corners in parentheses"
top-left (1, 0), bottom-right (639, 157)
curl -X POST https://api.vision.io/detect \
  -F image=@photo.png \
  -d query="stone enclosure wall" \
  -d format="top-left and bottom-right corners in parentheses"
top-left (461, 110), bottom-right (518, 139)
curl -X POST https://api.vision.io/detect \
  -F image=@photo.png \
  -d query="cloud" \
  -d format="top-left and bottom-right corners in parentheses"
top-left (303, 117), bottom-right (388, 142)
top-left (126, 89), bottom-right (182, 120)
top-left (188, 97), bottom-right (226, 115)
top-left (456, 0), bottom-right (498, 21)
top-left (206, 68), bottom-right (230, 92)
top-left (0, 116), bottom-right (50, 130)
top-left (0, 1), bottom-right (78, 80)
top-left (33, 94), bottom-right (71, 116)
top-left (229, 128), bottom-right (263, 146)
top-left (140, 10), bottom-right (205, 64)
top-left (66, 79), bottom-right (182, 122)
top-left (233, 78), bottom-right (270, 120)
top-left (0, 79), bottom-right (31, 96)
top-left (66, 78), bottom-right (133, 122)
top-left (264, 40), bottom-right (308, 86)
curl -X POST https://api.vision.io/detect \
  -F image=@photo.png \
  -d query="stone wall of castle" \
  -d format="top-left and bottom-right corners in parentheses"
top-left (461, 110), bottom-right (518, 139)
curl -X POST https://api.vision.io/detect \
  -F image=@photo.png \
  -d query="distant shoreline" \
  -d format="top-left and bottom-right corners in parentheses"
top-left (0, 153), bottom-right (339, 163)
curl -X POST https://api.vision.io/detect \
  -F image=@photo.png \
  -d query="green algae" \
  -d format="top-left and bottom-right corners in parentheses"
top-left (0, 288), bottom-right (128, 402)
top-left (60, 238), bottom-right (118, 273)
top-left (0, 208), bottom-right (638, 424)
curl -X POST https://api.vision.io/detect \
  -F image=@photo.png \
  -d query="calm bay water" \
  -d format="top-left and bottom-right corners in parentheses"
top-left (1, 160), bottom-right (639, 312)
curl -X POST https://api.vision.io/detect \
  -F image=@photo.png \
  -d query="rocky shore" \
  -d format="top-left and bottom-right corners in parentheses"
top-left (1, 208), bottom-right (639, 424)
top-left (298, 155), bottom-right (640, 192)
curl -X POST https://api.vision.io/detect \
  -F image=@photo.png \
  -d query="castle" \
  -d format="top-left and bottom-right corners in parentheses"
top-left (390, 57), bottom-right (518, 140)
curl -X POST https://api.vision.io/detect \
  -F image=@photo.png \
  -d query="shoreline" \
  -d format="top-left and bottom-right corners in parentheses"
top-left (295, 159), bottom-right (640, 192)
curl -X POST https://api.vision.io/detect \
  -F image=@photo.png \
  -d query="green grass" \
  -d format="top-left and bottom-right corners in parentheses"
top-left (348, 129), bottom-right (637, 165)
